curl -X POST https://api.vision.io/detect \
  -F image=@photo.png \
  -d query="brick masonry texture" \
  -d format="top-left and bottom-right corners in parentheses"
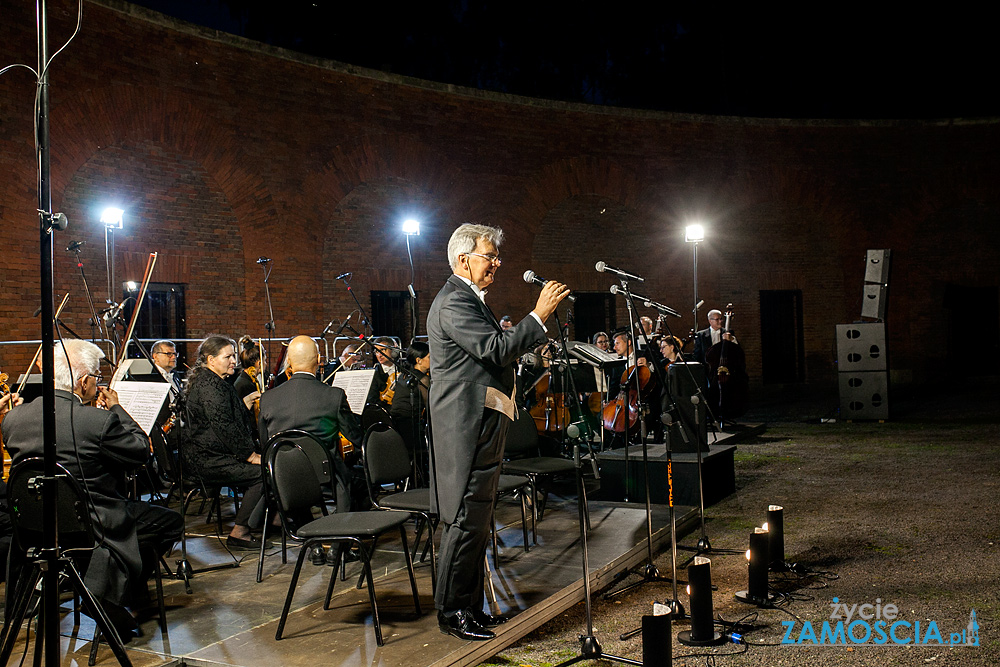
top-left (1, 1), bottom-right (998, 385)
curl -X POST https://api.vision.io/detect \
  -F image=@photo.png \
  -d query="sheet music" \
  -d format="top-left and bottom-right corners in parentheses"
top-left (331, 369), bottom-right (377, 415)
top-left (110, 380), bottom-right (172, 435)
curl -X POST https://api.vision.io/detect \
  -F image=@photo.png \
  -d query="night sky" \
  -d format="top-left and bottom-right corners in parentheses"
top-left (127, 2), bottom-right (1000, 119)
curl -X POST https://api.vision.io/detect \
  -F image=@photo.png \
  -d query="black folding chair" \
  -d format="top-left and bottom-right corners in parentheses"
top-left (256, 429), bottom-right (339, 583)
top-left (502, 408), bottom-right (576, 543)
top-left (263, 438), bottom-right (422, 644)
top-left (361, 424), bottom-right (438, 588)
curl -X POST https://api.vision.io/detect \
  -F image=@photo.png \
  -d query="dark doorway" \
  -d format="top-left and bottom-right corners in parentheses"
top-left (944, 284), bottom-right (999, 376)
top-left (759, 289), bottom-right (804, 384)
top-left (572, 292), bottom-right (617, 343)
top-left (371, 290), bottom-right (413, 341)
top-left (122, 283), bottom-right (188, 366)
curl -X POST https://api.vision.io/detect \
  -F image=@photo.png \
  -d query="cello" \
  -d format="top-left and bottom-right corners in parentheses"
top-left (704, 303), bottom-right (749, 421)
top-left (601, 361), bottom-right (658, 435)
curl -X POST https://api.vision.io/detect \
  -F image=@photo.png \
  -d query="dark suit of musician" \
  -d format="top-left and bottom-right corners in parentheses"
top-left (427, 225), bottom-right (569, 635)
top-left (258, 370), bottom-right (363, 513)
top-left (2, 390), bottom-right (183, 613)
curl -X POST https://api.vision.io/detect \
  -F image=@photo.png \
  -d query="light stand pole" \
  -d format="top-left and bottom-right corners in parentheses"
top-left (101, 207), bottom-right (124, 352)
top-left (685, 224), bottom-right (704, 335)
top-left (402, 218), bottom-right (420, 344)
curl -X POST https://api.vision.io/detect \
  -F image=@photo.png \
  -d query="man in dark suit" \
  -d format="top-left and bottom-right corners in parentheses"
top-left (427, 223), bottom-right (569, 641)
top-left (693, 309), bottom-right (738, 364)
top-left (258, 335), bottom-right (363, 562)
top-left (1, 339), bottom-right (183, 637)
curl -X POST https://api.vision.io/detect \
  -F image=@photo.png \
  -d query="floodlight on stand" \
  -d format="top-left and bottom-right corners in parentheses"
top-left (735, 527), bottom-right (777, 606)
top-left (100, 207), bottom-right (124, 229)
top-left (125, 281), bottom-right (138, 292)
top-left (401, 218), bottom-right (420, 236)
top-left (684, 224), bottom-right (704, 243)
top-left (685, 222), bottom-right (705, 334)
top-left (764, 504), bottom-right (787, 571)
top-left (678, 556), bottom-right (725, 646)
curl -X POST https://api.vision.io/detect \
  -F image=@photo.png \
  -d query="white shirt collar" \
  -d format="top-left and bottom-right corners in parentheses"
top-left (455, 274), bottom-right (487, 303)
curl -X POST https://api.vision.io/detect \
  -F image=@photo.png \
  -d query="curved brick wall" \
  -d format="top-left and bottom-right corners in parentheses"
top-left (2, 0), bottom-right (998, 388)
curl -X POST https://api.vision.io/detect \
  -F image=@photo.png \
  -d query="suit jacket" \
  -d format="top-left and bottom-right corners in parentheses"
top-left (1, 390), bottom-right (150, 605)
top-left (257, 372), bottom-right (363, 449)
top-left (426, 275), bottom-right (546, 523)
top-left (693, 327), bottom-right (714, 365)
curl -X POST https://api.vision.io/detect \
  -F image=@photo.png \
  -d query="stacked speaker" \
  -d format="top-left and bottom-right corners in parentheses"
top-left (837, 250), bottom-right (891, 420)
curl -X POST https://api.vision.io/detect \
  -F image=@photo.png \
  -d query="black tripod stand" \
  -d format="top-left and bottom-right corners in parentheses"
top-left (0, 543), bottom-right (134, 667)
top-left (554, 437), bottom-right (640, 667)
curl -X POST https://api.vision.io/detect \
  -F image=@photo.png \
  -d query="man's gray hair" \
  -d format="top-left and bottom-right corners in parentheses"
top-left (707, 309), bottom-right (722, 320)
top-left (447, 223), bottom-right (504, 270)
top-left (152, 339), bottom-right (175, 354)
top-left (53, 339), bottom-right (105, 391)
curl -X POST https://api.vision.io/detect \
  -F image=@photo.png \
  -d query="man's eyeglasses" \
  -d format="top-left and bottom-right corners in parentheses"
top-left (465, 252), bottom-right (502, 266)
top-left (87, 373), bottom-right (103, 381)
top-left (154, 351), bottom-right (178, 357)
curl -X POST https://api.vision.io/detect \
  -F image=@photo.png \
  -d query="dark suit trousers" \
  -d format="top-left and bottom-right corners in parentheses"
top-left (434, 410), bottom-right (508, 615)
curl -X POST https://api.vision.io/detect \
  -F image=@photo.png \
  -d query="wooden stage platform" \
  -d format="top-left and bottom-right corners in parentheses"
top-left (0, 461), bottom-right (735, 666)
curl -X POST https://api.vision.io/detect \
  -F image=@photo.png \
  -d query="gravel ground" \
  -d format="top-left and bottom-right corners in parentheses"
top-left (482, 379), bottom-right (1000, 666)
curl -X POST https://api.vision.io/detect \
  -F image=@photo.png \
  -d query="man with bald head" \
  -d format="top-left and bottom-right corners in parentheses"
top-left (257, 335), bottom-right (363, 527)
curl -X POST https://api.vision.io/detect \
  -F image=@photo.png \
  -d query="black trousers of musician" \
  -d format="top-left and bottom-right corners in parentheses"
top-left (434, 409), bottom-right (508, 616)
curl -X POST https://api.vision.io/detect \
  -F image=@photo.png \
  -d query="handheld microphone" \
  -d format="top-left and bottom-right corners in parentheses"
top-left (335, 271), bottom-right (352, 280)
top-left (65, 240), bottom-right (85, 252)
top-left (595, 261), bottom-right (645, 283)
top-left (523, 270), bottom-right (576, 302)
top-left (256, 257), bottom-right (271, 264)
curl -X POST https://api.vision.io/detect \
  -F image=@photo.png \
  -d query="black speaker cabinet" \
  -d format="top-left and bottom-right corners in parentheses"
top-left (861, 283), bottom-right (888, 320)
top-left (835, 323), bottom-right (886, 372)
top-left (838, 371), bottom-right (889, 420)
top-left (662, 362), bottom-right (708, 453)
top-left (864, 249), bottom-right (891, 285)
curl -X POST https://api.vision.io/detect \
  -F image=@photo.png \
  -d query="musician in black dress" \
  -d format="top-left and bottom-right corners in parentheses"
top-left (182, 335), bottom-right (266, 550)
top-left (389, 341), bottom-right (430, 456)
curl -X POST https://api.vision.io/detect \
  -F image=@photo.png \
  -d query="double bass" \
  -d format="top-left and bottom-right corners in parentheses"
top-left (704, 303), bottom-right (749, 420)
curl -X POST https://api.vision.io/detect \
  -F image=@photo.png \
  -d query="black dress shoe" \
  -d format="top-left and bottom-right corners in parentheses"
top-left (469, 608), bottom-right (508, 627)
top-left (438, 610), bottom-right (495, 641)
top-left (310, 546), bottom-right (327, 566)
top-left (227, 535), bottom-right (269, 551)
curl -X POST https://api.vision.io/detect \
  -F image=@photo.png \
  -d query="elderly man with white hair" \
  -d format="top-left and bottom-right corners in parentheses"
top-left (427, 223), bottom-right (570, 640)
top-left (1, 338), bottom-right (183, 638)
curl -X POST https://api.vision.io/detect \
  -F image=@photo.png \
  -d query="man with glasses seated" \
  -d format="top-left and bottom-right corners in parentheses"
top-left (151, 340), bottom-right (183, 396)
top-left (1, 339), bottom-right (183, 640)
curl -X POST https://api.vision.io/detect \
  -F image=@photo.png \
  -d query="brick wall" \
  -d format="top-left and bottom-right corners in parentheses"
top-left (1, 1), bottom-right (998, 388)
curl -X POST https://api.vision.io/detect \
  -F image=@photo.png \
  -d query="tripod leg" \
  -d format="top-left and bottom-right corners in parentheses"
top-left (0, 563), bottom-right (43, 665)
top-left (65, 561), bottom-right (135, 667)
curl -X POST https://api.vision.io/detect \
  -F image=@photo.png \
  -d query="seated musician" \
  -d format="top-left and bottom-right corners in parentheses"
top-left (258, 335), bottom-right (363, 564)
top-left (389, 342), bottom-right (430, 456)
top-left (1, 339), bottom-right (183, 637)
top-left (338, 344), bottom-right (360, 370)
top-left (659, 335), bottom-right (684, 369)
top-left (591, 330), bottom-right (610, 352)
top-left (233, 335), bottom-right (265, 432)
top-left (151, 339), bottom-right (183, 396)
top-left (609, 329), bottom-right (662, 442)
top-left (368, 337), bottom-right (399, 408)
top-left (694, 309), bottom-right (737, 364)
top-left (183, 335), bottom-right (268, 550)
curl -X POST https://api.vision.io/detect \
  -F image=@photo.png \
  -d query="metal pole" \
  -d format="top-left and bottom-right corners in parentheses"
top-left (36, 1), bottom-right (61, 664)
